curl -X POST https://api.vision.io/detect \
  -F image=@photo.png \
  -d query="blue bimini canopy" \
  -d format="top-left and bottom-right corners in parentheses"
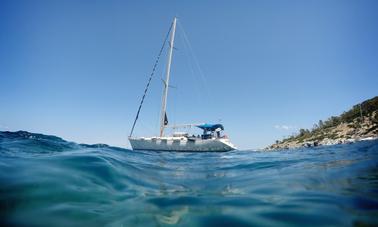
top-left (196, 124), bottom-right (224, 131)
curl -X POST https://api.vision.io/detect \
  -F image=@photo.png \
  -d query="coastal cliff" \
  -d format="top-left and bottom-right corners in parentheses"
top-left (267, 96), bottom-right (378, 150)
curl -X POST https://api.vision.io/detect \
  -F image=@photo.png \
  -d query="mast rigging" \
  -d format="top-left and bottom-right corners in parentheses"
top-left (129, 19), bottom-right (174, 137)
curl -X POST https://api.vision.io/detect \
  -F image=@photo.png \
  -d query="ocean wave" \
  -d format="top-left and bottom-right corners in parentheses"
top-left (0, 131), bottom-right (378, 226)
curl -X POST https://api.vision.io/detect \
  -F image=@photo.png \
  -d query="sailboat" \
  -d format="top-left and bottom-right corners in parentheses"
top-left (128, 17), bottom-right (236, 152)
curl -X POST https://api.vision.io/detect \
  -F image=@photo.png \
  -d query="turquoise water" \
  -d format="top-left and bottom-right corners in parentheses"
top-left (1, 131), bottom-right (378, 226)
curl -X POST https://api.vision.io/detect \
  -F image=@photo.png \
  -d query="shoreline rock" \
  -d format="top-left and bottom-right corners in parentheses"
top-left (266, 96), bottom-right (378, 151)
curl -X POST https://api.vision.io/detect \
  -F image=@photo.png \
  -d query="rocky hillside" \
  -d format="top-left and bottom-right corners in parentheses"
top-left (267, 96), bottom-right (378, 150)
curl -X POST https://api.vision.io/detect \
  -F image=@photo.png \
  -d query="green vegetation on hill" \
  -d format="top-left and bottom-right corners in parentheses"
top-left (274, 96), bottom-right (378, 146)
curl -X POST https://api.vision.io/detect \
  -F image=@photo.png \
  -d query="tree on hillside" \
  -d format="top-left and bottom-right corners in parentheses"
top-left (299, 128), bottom-right (310, 137)
top-left (318, 120), bottom-right (324, 128)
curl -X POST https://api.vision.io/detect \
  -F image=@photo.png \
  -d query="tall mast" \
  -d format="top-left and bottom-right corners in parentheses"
top-left (160, 17), bottom-right (177, 137)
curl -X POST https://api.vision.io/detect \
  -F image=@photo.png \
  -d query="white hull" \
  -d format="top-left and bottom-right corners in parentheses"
top-left (129, 137), bottom-right (236, 152)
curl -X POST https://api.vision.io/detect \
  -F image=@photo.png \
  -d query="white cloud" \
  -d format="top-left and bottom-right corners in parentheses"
top-left (0, 124), bottom-right (10, 130)
top-left (274, 125), bottom-right (297, 131)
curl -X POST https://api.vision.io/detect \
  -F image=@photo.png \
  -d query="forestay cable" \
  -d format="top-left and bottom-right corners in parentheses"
top-left (129, 22), bottom-right (173, 137)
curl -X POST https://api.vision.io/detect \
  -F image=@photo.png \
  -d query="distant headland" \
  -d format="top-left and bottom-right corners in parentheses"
top-left (267, 96), bottom-right (378, 150)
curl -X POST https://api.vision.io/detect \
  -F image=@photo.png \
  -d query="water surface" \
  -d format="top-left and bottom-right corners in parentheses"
top-left (1, 131), bottom-right (377, 226)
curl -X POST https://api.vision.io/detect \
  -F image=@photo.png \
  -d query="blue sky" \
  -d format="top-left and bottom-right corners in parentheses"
top-left (1, 0), bottom-right (377, 149)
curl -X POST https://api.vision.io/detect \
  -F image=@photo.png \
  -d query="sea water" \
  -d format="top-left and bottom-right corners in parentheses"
top-left (0, 131), bottom-right (377, 226)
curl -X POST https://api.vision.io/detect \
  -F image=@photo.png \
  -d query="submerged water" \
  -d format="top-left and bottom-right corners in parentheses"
top-left (0, 131), bottom-right (378, 227)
